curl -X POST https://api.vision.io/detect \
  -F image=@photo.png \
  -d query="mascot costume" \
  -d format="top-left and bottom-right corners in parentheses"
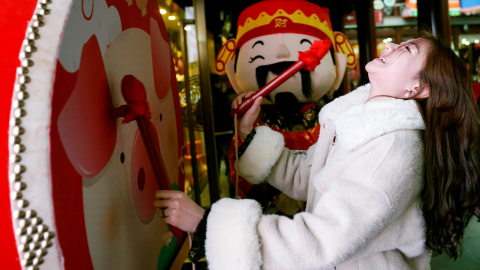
top-left (215, 0), bottom-right (356, 215)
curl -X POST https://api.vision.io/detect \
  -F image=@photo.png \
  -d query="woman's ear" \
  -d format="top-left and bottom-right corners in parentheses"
top-left (416, 86), bottom-right (430, 98)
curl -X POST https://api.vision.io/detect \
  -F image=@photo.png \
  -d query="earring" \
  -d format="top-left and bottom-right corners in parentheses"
top-left (403, 89), bottom-right (414, 98)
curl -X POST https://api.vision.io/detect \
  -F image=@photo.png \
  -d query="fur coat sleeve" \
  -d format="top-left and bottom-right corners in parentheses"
top-left (237, 125), bottom-right (316, 201)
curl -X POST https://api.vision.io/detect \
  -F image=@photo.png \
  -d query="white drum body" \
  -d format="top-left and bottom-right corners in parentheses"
top-left (5, 0), bottom-right (186, 269)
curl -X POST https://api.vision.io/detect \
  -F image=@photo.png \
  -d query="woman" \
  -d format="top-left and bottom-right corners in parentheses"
top-left (154, 32), bottom-right (480, 269)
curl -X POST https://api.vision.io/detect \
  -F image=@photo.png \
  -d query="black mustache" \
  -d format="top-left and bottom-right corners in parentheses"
top-left (255, 61), bottom-right (312, 102)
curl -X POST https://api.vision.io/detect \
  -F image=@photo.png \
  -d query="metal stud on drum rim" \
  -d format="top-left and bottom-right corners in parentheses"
top-left (8, 0), bottom-right (56, 268)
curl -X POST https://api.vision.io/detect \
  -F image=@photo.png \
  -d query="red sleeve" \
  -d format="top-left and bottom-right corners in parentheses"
top-left (473, 83), bottom-right (480, 103)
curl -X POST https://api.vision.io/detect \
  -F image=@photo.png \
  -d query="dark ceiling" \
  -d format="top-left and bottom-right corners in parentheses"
top-left (175, 0), bottom-right (362, 37)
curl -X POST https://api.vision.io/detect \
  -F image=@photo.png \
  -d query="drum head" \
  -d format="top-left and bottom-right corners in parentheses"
top-left (6, 0), bottom-right (186, 269)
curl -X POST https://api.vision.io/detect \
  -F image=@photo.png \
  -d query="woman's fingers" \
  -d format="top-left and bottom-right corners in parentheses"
top-left (155, 189), bottom-right (169, 199)
top-left (154, 190), bottom-right (180, 209)
top-left (244, 91), bottom-right (255, 98)
top-left (247, 96), bottom-right (262, 117)
top-left (153, 189), bottom-right (205, 232)
top-left (231, 91), bottom-right (258, 109)
top-left (155, 189), bottom-right (184, 200)
top-left (153, 199), bottom-right (167, 209)
top-left (154, 191), bottom-right (177, 220)
top-left (231, 92), bottom-right (247, 109)
top-left (156, 207), bottom-right (168, 218)
top-left (237, 96), bottom-right (262, 138)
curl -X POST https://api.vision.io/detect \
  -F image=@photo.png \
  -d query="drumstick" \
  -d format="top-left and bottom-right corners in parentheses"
top-left (136, 116), bottom-right (171, 191)
top-left (113, 75), bottom-right (171, 191)
top-left (230, 39), bottom-right (332, 118)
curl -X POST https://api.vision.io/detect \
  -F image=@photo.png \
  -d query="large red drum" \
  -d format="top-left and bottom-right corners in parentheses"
top-left (1, 1), bottom-right (186, 269)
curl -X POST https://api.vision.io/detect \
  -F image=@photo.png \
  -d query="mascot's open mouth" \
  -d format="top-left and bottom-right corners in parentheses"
top-left (274, 92), bottom-right (305, 113)
top-left (255, 61), bottom-right (312, 104)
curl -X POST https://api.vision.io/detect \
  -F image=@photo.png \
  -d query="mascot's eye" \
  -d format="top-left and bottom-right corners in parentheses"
top-left (300, 39), bottom-right (313, 46)
top-left (249, 55), bottom-right (264, 63)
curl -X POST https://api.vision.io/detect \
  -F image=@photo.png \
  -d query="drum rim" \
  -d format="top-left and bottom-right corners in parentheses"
top-left (8, 0), bottom-right (73, 268)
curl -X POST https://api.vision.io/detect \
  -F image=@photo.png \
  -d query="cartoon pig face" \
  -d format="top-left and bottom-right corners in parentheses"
top-left (55, 12), bottom-right (184, 269)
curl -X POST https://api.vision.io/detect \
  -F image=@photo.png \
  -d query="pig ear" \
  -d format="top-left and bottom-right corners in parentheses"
top-left (57, 36), bottom-right (117, 179)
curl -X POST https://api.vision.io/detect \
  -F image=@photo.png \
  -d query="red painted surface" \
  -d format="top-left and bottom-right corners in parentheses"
top-left (0, 1), bottom-right (37, 269)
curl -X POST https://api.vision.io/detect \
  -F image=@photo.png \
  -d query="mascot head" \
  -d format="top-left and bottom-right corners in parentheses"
top-left (216, 0), bottom-right (356, 106)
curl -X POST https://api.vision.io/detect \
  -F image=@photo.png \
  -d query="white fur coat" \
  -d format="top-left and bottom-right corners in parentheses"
top-left (205, 84), bottom-right (431, 269)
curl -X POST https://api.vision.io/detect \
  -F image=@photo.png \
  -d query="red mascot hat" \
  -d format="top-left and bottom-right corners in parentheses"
top-left (236, 0), bottom-right (333, 49)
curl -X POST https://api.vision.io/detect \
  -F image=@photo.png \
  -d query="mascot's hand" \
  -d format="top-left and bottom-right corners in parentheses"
top-left (231, 92), bottom-right (262, 139)
top-left (154, 190), bottom-right (205, 233)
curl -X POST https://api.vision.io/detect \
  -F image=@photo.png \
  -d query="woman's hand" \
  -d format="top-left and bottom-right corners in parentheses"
top-left (231, 92), bottom-right (263, 139)
top-left (153, 190), bottom-right (205, 233)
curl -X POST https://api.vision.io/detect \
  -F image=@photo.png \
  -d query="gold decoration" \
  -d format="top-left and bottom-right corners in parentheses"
top-left (136, 0), bottom-right (148, 16)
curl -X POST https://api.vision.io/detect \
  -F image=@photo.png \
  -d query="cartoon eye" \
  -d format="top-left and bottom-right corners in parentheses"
top-left (249, 55), bottom-right (265, 63)
top-left (300, 39), bottom-right (313, 45)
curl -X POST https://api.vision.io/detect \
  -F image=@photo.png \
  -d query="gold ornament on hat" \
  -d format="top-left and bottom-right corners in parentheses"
top-left (215, 39), bottom-right (236, 75)
top-left (333, 32), bottom-right (356, 69)
top-left (136, 0), bottom-right (148, 16)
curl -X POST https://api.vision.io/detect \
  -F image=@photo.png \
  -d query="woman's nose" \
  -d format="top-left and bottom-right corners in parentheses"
top-left (384, 42), bottom-right (399, 52)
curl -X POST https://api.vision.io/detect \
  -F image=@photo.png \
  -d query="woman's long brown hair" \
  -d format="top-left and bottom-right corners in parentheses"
top-left (415, 32), bottom-right (480, 259)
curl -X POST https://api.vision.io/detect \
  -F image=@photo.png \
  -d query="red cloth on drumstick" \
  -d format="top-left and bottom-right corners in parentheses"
top-left (111, 75), bottom-right (171, 191)
top-left (111, 75), bottom-right (152, 123)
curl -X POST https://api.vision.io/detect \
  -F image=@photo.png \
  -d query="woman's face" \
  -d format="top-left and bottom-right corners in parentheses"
top-left (366, 39), bottom-right (429, 98)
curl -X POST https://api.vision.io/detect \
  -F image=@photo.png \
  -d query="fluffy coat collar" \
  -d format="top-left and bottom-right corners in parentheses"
top-left (319, 84), bottom-right (425, 150)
